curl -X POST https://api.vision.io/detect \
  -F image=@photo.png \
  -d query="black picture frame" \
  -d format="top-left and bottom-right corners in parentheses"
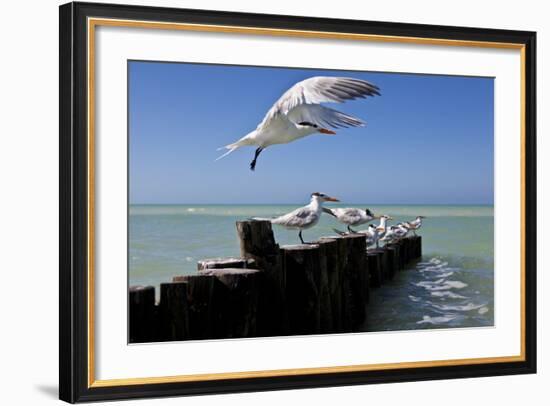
top-left (60, 1), bottom-right (537, 403)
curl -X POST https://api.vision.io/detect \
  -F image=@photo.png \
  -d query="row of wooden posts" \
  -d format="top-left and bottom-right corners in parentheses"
top-left (129, 220), bottom-right (422, 343)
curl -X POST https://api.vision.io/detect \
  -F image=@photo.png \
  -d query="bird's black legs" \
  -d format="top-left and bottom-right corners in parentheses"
top-left (250, 147), bottom-right (263, 171)
top-left (347, 225), bottom-right (358, 234)
top-left (299, 230), bottom-right (305, 244)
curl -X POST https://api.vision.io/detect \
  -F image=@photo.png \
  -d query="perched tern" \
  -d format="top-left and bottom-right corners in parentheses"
top-left (333, 224), bottom-right (379, 250)
top-left (374, 215), bottom-right (393, 247)
top-left (381, 223), bottom-right (409, 244)
top-left (402, 216), bottom-right (426, 235)
top-left (323, 207), bottom-right (377, 233)
top-left (363, 224), bottom-right (380, 248)
top-left (253, 192), bottom-right (339, 244)
top-left (217, 76), bottom-right (380, 170)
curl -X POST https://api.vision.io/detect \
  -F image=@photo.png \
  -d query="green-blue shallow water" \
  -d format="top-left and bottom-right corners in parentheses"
top-left (129, 204), bottom-right (494, 331)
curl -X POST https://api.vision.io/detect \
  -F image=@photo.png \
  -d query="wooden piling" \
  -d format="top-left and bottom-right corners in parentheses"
top-left (389, 243), bottom-right (403, 271)
top-left (318, 237), bottom-right (343, 333)
top-left (160, 282), bottom-right (190, 341)
top-left (236, 220), bottom-right (286, 336)
top-left (129, 285), bottom-right (156, 343)
top-left (371, 248), bottom-right (390, 282)
top-left (315, 238), bottom-right (339, 333)
top-left (341, 234), bottom-right (368, 330)
top-left (203, 268), bottom-right (262, 338)
top-left (367, 251), bottom-right (382, 288)
top-left (414, 236), bottom-right (422, 259)
top-left (170, 274), bottom-right (218, 339)
top-left (130, 221), bottom-right (424, 342)
top-left (282, 244), bottom-right (324, 335)
top-left (330, 236), bottom-right (353, 332)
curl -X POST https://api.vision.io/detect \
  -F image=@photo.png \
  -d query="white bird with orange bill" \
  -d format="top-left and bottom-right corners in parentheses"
top-left (216, 76), bottom-right (380, 170)
top-left (253, 192), bottom-right (339, 244)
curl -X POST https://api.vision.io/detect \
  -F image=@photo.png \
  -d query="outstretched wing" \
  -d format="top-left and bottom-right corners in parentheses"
top-left (287, 104), bottom-right (365, 129)
top-left (258, 76), bottom-right (380, 129)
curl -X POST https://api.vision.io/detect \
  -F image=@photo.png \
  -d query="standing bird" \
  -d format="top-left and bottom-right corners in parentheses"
top-left (253, 192), bottom-right (339, 244)
top-left (364, 224), bottom-right (380, 248)
top-left (402, 216), bottom-right (426, 235)
top-left (323, 207), bottom-right (377, 233)
top-left (381, 223), bottom-right (409, 244)
top-left (216, 76), bottom-right (380, 170)
top-left (333, 224), bottom-right (379, 250)
top-left (374, 215), bottom-right (393, 247)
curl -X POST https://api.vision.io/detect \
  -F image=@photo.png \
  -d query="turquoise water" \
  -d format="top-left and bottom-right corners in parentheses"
top-left (129, 204), bottom-right (494, 331)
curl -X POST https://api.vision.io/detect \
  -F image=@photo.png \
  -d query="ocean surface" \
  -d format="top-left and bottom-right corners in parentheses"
top-left (129, 204), bottom-right (494, 331)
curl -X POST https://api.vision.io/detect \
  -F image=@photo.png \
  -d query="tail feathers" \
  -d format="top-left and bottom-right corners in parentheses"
top-left (250, 217), bottom-right (273, 222)
top-left (322, 207), bottom-right (336, 217)
top-left (216, 131), bottom-right (257, 161)
top-left (215, 145), bottom-right (240, 161)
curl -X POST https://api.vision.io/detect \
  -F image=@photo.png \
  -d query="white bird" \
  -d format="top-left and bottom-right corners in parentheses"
top-left (217, 76), bottom-right (380, 170)
top-left (333, 224), bottom-right (379, 250)
top-left (381, 223), bottom-right (409, 244)
top-left (323, 207), bottom-right (377, 233)
top-left (374, 215), bottom-right (393, 247)
top-left (402, 216), bottom-right (426, 235)
top-left (253, 192), bottom-right (339, 244)
top-left (362, 224), bottom-right (380, 248)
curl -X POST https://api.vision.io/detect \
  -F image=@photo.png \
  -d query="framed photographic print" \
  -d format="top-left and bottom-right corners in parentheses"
top-left (59, 1), bottom-right (537, 403)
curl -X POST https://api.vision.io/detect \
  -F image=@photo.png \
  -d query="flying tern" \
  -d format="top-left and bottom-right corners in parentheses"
top-left (217, 76), bottom-right (380, 170)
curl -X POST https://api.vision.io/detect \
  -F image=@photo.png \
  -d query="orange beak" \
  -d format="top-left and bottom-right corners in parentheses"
top-left (325, 196), bottom-right (340, 202)
top-left (318, 128), bottom-right (336, 135)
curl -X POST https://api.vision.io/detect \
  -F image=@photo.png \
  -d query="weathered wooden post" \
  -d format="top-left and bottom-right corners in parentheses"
top-left (314, 238), bottom-right (338, 333)
top-left (331, 236), bottom-right (353, 332)
top-left (201, 268), bottom-right (263, 338)
top-left (367, 251), bottom-right (382, 288)
top-left (400, 238), bottom-right (410, 267)
top-left (388, 243), bottom-right (403, 271)
top-left (170, 274), bottom-right (219, 339)
top-left (340, 234), bottom-right (368, 330)
top-left (236, 220), bottom-right (286, 336)
top-left (414, 236), bottom-right (422, 259)
top-left (129, 285), bottom-right (156, 343)
top-left (160, 282), bottom-right (190, 341)
top-left (383, 246), bottom-right (398, 280)
top-left (372, 248), bottom-right (390, 282)
top-left (318, 237), bottom-right (344, 333)
top-left (282, 243), bottom-right (324, 335)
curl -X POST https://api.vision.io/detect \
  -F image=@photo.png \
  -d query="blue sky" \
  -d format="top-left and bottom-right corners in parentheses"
top-left (129, 61), bottom-right (494, 204)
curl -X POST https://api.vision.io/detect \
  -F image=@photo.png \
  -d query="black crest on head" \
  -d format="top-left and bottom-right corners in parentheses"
top-left (366, 209), bottom-right (373, 217)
